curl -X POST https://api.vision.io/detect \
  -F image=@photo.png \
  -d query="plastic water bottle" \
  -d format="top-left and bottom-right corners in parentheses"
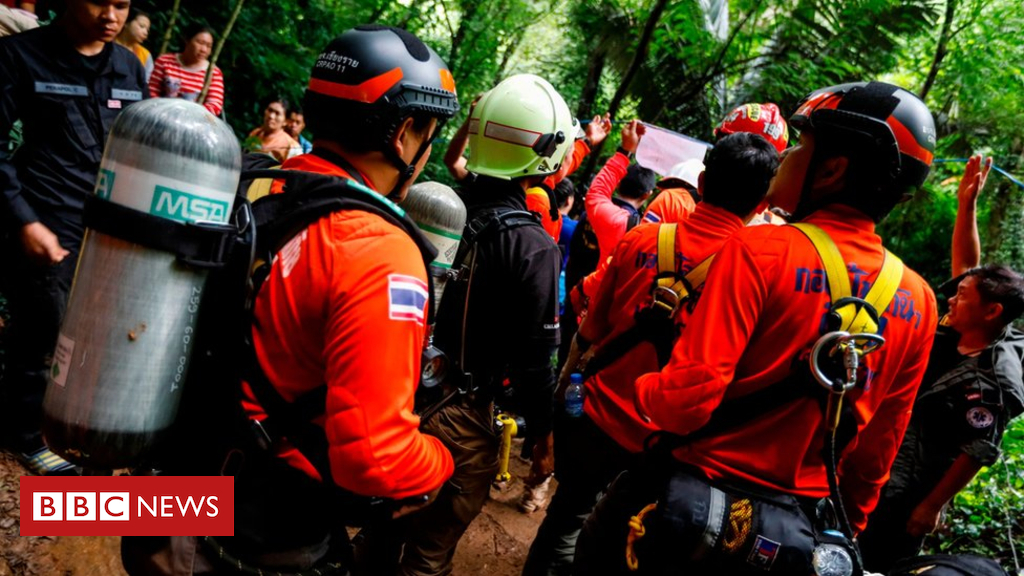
top-left (565, 373), bottom-right (585, 417)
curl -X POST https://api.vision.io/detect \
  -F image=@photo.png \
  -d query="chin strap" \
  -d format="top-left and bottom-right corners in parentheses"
top-left (384, 120), bottom-right (446, 199)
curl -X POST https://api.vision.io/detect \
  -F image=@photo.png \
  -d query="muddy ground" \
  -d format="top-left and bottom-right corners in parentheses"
top-left (0, 448), bottom-right (549, 575)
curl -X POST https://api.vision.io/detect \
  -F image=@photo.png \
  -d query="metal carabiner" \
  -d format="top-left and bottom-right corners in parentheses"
top-left (649, 285), bottom-right (682, 316)
top-left (809, 331), bottom-right (886, 394)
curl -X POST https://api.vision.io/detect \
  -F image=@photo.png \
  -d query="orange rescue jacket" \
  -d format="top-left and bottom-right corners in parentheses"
top-left (634, 205), bottom-right (938, 532)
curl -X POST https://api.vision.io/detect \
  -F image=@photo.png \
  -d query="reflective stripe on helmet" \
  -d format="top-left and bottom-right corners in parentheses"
top-left (483, 121), bottom-right (543, 148)
top-left (307, 67), bottom-right (404, 104)
top-left (887, 116), bottom-right (934, 166)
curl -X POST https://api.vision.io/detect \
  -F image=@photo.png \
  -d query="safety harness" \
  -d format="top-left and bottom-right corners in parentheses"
top-left (584, 223), bottom-right (714, 378)
top-left (626, 223), bottom-right (904, 572)
top-left (792, 222), bottom-right (903, 542)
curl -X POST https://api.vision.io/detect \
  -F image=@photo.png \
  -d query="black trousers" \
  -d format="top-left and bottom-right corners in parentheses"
top-left (858, 495), bottom-right (927, 573)
top-left (0, 237), bottom-right (79, 451)
top-left (522, 412), bottom-right (638, 576)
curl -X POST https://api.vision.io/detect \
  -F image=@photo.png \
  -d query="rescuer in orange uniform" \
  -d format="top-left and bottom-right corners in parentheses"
top-left (122, 26), bottom-right (459, 575)
top-left (574, 81), bottom-right (940, 575)
top-left (522, 132), bottom-right (780, 576)
top-left (569, 120), bottom-right (655, 318)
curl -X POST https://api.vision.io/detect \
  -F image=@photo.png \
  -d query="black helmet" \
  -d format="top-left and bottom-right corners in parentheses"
top-left (789, 82), bottom-right (935, 218)
top-left (303, 24), bottom-right (459, 152)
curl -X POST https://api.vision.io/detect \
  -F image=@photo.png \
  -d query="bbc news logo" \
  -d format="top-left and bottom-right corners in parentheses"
top-left (20, 476), bottom-right (233, 536)
top-left (33, 492), bottom-right (219, 521)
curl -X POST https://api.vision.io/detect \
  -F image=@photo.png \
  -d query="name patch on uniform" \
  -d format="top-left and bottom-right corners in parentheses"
top-left (107, 100), bottom-right (122, 109)
top-left (35, 82), bottom-right (88, 97)
top-left (111, 89), bottom-right (143, 101)
top-left (388, 274), bottom-right (428, 324)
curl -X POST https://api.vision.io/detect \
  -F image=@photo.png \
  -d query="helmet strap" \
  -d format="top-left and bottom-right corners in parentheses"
top-left (384, 147), bottom-right (416, 199)
top-left (384, 117), bottom-right (448, 198)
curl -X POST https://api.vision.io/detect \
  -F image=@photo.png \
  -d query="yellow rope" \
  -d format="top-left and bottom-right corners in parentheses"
top-left (625, 502), bottom-right (659, 571)
top-left (721, 498), bottom-right (753, 553)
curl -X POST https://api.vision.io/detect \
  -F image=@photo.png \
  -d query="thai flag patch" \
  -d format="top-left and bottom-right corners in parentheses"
top-left (747, 535), bottom-right (781, 570)
top-left (388, 274), bottom-right (429, 324)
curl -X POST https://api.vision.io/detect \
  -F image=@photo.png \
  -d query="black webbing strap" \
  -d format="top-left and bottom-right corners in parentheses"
top-left (243, 344), bottom-right (332, 477)
top-left (626, 211), bottom-right (641, 232)
top-left (451, 208), bottom-right (539, 281)
top-left (584, 307), bottom-right (676, 378)
top-left (243, 169), bottom-right (438, 326)
top-left (83, 195), bottom-right (239, 268)
top-left (646, 370), bottom-right (823, 453)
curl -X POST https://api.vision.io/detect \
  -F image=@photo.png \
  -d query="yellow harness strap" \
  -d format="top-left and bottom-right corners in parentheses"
top-left (651, 223), bottom-right (714, 315)
top-left (245, 164), bottom-right (283, 202)
top-left (791, 223), bottom-right (903, 335)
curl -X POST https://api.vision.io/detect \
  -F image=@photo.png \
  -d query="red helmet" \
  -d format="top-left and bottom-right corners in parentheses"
top-left (715, 103), bottom-right (789, 154)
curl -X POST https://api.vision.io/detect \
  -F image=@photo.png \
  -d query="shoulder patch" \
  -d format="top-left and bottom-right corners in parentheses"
top-left (388, 274), bottom-right (428, 325)
top-left (966, 406), bottom-right (995, 429)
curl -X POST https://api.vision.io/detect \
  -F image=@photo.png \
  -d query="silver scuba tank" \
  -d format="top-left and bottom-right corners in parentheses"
top-left (401, 181), bottom-right (466, 390)
top-left (41, 99), bottom-right (241, 468)
top-left (402, 181), bottom-right (466, 307)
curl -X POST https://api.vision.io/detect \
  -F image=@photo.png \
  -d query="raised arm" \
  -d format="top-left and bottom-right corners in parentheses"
top-left (951, 154), bottom-right (992, 277)
top-left (443, 96), bottom-right (480, 182)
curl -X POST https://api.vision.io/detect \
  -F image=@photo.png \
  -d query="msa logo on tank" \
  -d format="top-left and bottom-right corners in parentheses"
top-left (151, 185), bottom-right (230, 223)
top-left (95, 169), bottom-right (115, 200)
top-left (97, 160), bottom-right (235, 225)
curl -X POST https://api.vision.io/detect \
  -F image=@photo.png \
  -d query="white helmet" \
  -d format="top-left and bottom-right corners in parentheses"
top-left (466, 74), bottom-right (578, 180)
top-left (658, 159), bottom-right (704, 190)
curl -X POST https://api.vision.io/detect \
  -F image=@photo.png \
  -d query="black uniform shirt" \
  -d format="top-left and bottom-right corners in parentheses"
top-left (882, 323), bottom-right (1024, 504)
top-left (435, 175), bottom-right (561, 436)
top-left (0, 25), bottom-right (147, 245)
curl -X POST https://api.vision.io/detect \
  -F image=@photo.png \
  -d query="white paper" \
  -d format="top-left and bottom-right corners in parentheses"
top-left (635, 123), bottom-right (711, 177)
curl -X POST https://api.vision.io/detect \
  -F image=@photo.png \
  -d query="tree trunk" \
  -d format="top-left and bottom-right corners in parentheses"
top-left (581, 0), bottom-right (670, 178)
top-left (605, 0), bottom-right (669, 121)
top-left (577, 48), bottom-right (607, 119)
top-left (199, 0), bottom-right (246, 105)
top-left (447, 0), bottom-right (482, 76)
top-left (919, 0), bottom-right (957, 101)
top-left (158, 0), bottom-right (181, 56)
top-left (494, 29), bottom-right (526, 83)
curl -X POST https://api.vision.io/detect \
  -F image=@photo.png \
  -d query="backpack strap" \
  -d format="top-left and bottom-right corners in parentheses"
top-left (585, 224), bottom-right (714, 377)
top-left (626, 211), bottom-right (641, 232)
top-left (82, 195), bottom-right (242, 269)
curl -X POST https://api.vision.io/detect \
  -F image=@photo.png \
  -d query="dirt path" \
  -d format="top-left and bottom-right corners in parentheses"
top-left (0, 449), bottom-right (547, 575)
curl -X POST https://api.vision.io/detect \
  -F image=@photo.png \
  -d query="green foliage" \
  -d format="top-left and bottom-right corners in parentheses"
top-left (924, 418), bottom-right (1024, 571)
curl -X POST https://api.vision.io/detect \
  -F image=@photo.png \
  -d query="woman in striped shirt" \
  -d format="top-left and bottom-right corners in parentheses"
top-left (148, 25), bottom-right (225, 116)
